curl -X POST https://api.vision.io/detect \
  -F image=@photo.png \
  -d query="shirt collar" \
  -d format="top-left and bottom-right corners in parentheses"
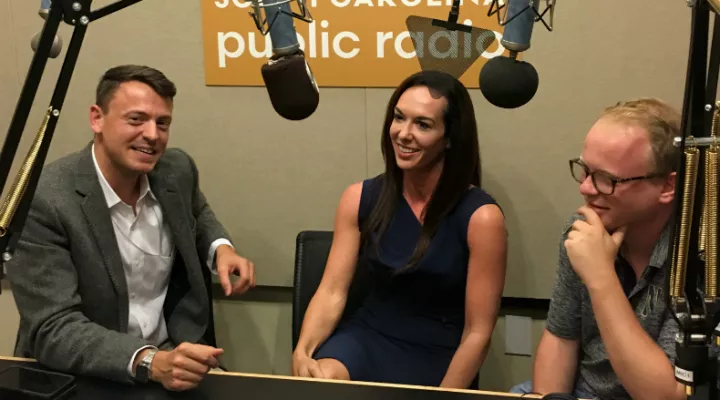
top-left (91, 143), bottom-right (155, 208)
top-left (648, 219), bottom-right (672, 269)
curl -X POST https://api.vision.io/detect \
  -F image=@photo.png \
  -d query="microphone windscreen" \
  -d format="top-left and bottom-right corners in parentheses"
top-left (479, 56), bottom-right (538, 109)
top-left (261, 53), bottom-right (319, 121)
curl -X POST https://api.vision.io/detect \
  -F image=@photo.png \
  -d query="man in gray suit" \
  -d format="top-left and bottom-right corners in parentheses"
top-left (5, 65), bottom-right (255, 391)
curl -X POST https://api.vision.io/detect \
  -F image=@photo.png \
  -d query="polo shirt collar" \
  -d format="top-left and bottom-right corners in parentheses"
top-left (648, 220), bottom-right (672, 269)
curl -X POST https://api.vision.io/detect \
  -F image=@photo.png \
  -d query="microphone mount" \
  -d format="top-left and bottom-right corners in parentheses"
top-left (668, 1), bottom-right (720, 399)
top-left (429, 0), bottom-right (470, 32)
top-left (0, 0), bottom-right (144, 296)
top-left (487, 0), bottom-right (556, 33)
top-left (249, 0), bottom-right (313, 36)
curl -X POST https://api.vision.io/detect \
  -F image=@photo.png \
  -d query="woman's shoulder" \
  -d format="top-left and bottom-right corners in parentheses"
top-left (362, 173), bottom-right (385, 192)
top-left (355, 173), bottom-right (385, 203)
top-left (357, 174), bottom-right (386, 219)
top-left (455, 187), bottom-right (505, 235)
top-left (462, 186), bottom-right (500, 211)
top-left (338, 174), bottom-right (384, 203)
top-left (335, 174), bottom-right (387, 228)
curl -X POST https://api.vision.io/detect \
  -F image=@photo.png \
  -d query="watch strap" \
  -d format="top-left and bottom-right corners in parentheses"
top-left (135, 348), bottom-right (158, 382)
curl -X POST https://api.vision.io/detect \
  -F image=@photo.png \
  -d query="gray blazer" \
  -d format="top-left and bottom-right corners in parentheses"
top-left (5, 143), bottom-right (230, 384)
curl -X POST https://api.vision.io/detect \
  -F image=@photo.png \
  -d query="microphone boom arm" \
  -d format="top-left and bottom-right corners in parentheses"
top-left (0, 0), bottom-right (144, 294)
top-left (655, 1), bottom-right (720, 399)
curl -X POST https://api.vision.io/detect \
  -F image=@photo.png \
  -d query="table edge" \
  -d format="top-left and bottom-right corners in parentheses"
top-left (0, 356), bottom-right (540, 399)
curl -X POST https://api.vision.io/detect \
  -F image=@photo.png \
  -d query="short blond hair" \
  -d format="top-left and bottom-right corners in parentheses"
top-left (600, 98), bottom-right (681, 175)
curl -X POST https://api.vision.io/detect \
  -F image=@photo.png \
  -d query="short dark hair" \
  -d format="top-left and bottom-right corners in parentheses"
top-left (95, 65), bottom-right (177, 112)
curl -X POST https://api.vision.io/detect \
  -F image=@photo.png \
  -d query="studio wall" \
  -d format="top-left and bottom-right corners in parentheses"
top-left (0, 0), bottom-right (690, 308)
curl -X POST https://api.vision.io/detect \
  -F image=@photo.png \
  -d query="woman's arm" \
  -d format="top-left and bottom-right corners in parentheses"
top-left (440, 204), bottom-right (508, 388)
top-left (293, 183), bottom-right (363, 376)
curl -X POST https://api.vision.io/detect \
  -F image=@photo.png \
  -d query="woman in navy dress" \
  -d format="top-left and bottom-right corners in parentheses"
top-left (292, 70), bottom-right (507, 389)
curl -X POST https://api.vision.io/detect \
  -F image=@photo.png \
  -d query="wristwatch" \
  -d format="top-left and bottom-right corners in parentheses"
top-left (135, 349), bottom-right (157, 383)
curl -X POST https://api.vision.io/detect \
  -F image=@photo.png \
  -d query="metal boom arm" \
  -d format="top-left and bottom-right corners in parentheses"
top-left (669, 1), bottom-right (720, 399)
top-left (0, 0), bottom-right (144, 294)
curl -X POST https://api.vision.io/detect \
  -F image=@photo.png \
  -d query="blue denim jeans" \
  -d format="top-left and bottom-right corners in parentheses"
top-left (509, 380), bottom-right (597, 399)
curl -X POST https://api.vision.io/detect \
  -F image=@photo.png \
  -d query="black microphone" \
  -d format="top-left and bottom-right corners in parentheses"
top-left (250, 0), bottom-right (319, 121)
top-left (479, 0), bottom-right (550, 109)
top-left (31, 0), bottom-right (63, 59)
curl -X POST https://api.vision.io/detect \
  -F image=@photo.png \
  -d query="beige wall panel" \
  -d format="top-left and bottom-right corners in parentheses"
top-left (7, 0), bottom-right (94, 162)
top-left (0, 284), bottom-right (20, 356)
top-left (477, 316), bottom-right (547, 392)
top-left (5, 0), bottom-right (368, 286)
top-left (0, 1), bottom-right (698, 395)
top-left (0, 0), bottom-right (19, 125)
top-left (365, 88), bottom-right (392, 177)
top-left (0, 283), bottom-right (545, 396)
top-left (3, 0), bottom-right (694, 291)
top-left (213, 297), bottom-right (293, 376)
top-left (0, 1), bottom-right (25, 357)
top-left (495, 0), bottom-right (688, 299)
top-left (0, 0), bottom-right (28, 206)
top-left (370, 0), bottom-right (691, 300)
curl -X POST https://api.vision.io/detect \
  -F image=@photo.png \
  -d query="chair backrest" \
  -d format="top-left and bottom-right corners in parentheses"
top-left (292, 230), bottom-right (372, 350)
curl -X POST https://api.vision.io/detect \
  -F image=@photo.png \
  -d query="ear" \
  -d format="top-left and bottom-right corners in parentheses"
top-left (89, 104), bottom-right (104, 135)
top-left (658, 171), bottom-right (676, 204)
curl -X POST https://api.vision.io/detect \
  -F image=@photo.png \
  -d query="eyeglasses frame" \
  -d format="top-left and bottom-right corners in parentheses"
top-left (568, 157), bottom-right (666, 195)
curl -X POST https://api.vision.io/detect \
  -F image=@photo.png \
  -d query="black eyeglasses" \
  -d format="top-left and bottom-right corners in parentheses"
top-left (569, 158), bottom-right (664, 195)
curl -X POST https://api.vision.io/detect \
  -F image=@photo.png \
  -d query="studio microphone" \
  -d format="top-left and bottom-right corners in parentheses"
top-left (479, 0), bottom-right (555, 109)
top-left (31, 0), bottom-right (63, 59)
top-left (250, 0), bottom-right (319, 121)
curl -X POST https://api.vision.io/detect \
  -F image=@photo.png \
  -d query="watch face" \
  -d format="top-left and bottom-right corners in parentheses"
top-left (136, 351), bottom-right (156, 383)
top-left (136, 366), bottom-right (149, 383)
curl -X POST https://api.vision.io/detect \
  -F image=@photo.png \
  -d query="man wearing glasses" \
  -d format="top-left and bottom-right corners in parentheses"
top-left (510, 98), bottom-right (687, 400)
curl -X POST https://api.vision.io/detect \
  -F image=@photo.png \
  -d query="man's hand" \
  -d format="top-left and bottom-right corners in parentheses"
top-left (564, 206), bottom-right (626, 287)
top-left (216, 244), bottom-right (256, 296)
top-left (145, 343), bottom-right (224, 391)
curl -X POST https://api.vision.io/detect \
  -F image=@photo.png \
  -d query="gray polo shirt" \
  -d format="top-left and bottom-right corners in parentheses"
top-left (546, 213), bottom-right (677, 400)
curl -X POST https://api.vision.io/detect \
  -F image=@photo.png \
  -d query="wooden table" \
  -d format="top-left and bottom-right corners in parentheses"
top-left (0, 357), bottom-right (540, 400)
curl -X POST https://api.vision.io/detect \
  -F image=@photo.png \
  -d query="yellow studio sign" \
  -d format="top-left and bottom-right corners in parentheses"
top-left (201, 0), bottom-right (507, 88)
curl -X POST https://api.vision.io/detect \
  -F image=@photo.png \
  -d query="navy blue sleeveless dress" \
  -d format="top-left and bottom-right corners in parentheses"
top-left (312, 175), bottom-right (500, 387)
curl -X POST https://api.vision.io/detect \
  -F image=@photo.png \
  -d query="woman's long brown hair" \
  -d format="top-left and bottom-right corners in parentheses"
top-left (360, 70), bottom-right (481, 273)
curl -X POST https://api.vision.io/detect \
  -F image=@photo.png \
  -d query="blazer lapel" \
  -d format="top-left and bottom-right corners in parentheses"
top-left (148, 170), bottom-right (207, 310)
top-left (74, 145), bottom-right (130, 331)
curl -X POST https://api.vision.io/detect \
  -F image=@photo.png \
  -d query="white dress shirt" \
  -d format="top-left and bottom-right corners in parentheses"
top-left (91, 145), bottom-right (232, 376)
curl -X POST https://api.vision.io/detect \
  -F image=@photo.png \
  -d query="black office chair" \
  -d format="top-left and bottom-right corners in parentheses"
top-left (291, 230), bottom-right (372, 350)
